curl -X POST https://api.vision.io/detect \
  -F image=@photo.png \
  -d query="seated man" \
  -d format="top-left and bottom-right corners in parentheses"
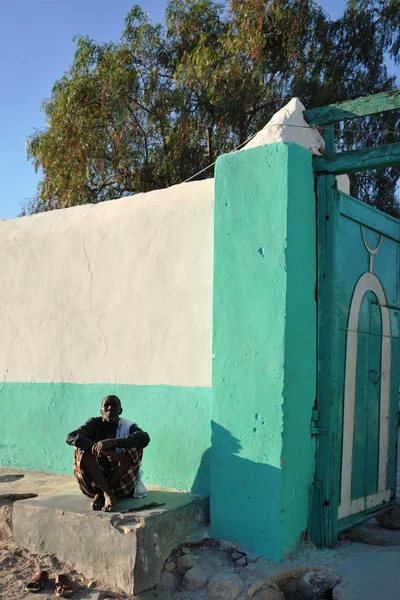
top-left (66, 395), bottom-right (150, 512)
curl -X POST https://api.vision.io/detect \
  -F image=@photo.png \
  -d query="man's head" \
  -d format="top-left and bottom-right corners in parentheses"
top-left (101, 395), bottom-right (122, 423)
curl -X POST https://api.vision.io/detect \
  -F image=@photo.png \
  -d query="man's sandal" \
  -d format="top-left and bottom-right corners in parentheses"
top-left (25, 570), bottom-right (49, 593)
top-left (55, 574), bottom-right (74, 597)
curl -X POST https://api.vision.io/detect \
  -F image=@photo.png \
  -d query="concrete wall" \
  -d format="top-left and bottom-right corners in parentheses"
top-left (0, 180), bottom-right (214, 494)
top-left (211, 143), bottom-right (316, 559)
top-left (0, 111), bottom-right (320, 559)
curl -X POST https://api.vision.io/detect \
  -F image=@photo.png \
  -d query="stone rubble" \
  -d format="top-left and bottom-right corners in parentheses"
top-left (231, 552), bottom-right (244, 561)
top-left (204, 555), bottom-right (224, 568)
top-left (375, 499), bottom-right (400, 530)
top-left (252, 586), bottom-right (284, 600)
top-left (176, 553), bottom-right (198, 573)
top-left (6, 525), bottom-right (400, 600)
top-left (297, 570), bottom-right (342, 600)
top-left (164, 560), bottom-right (176, 572)
top-left (247, 578), bottom-right (278, 597)
top-left (88, 580), bottom-right (97, 589)
top-left (157, 571), bottom-right (177, 592)
top-left (183, 566), bottom-right (211, 590)
top-left (208, 573), bottom-right (244, 600)
top-left (82, 593), bottom-right (105, 600)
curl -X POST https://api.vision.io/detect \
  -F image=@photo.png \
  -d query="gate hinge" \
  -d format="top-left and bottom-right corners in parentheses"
top-left (310, 409), bottom-right (327, 435)
top-left (310, 426), bottom-right (328, 435)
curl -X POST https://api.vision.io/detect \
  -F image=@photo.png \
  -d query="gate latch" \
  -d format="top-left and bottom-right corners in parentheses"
top-left (310, 409), bottom-right (328, 436)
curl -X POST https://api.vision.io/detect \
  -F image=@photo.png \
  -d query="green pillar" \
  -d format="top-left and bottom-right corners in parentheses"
top-left (211, 142), bottom-right (316, 559)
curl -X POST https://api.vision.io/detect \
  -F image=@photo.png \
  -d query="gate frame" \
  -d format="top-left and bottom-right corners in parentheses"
top-left (304, 90), bottom-right (400, 547)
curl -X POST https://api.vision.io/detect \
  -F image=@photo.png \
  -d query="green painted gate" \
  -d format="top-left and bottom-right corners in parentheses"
top-left (314, 179), bottom-right (400, 544)
top-left (335, 192), bottom-right (399, 530)
top-left (305, 90), bottom-right (400, 546)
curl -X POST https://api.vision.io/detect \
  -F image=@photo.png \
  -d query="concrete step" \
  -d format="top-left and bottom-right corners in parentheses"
top-left (0, 468), bottom-right (209, 594)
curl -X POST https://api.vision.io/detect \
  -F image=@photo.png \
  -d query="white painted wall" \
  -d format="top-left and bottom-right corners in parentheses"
top-left (0, 179), bottom-right (214, 386)
top-left (0, 99), bottom-right (351, 390)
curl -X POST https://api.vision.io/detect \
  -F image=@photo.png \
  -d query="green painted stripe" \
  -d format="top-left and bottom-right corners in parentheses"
top-left (339, 192), bottom-right (400, 242)
top-left (0, 382), bottom-right (211, 495)
top-left (305, 90), bottom-right (400, 125)
top-left (313, 142), bottom-right (400, 175)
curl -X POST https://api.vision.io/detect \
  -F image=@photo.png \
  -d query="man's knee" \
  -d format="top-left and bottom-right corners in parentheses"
top-left (118, 451), bottom-right (134, 467)
top-left (80, 450), bottom-right (99, 471)
top-left (80, 450), bottom-right (91, 463)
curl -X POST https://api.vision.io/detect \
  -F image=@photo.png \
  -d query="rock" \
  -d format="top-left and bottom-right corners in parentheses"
top-left (232, 552), bottom-right (245, 561)
top-left (88, 580), bottom-right (97, 589)
top-left (278, 579), bottom-right (297, 595)
top-left (208, 574), bottom-right (244, 600)
top-left (339, 521), bottom-right (400, 546)
top-left (204, 555), bottom-right (224, 568)
top-left (253, 586), bottom-right (284, 600)
top-left (247, 579), bottom-right (277, 597)
top-left (182, 546), bottom-right (192, 553)
top-left (298, 570), bottom-right (341, 600)
top-left (164, 560), bottom-right (176, 572)
top-left (157, 571), bottom-right (177, 592)
top-left (177, 554), bottom-right (198, 573)
top-left (236, 557), bottom-right (247, 566)
top-left (376, 499), bottom-right (400, 530)
top-left (83, 593), bottom-right (104, 600)
top-left (243, 558), bottom-right (276, 576)
top-left (183, 566), bottom-right (211, 591)
top-left (246, 556), bottom-right (260, 564)
top-left (232, 546), bottom-right (261, 564)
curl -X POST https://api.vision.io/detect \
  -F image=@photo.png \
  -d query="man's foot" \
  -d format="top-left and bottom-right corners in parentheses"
top-left (102, 492), bottom-right (116, 512)
top-left (91, 493), bottom-right (105, 511)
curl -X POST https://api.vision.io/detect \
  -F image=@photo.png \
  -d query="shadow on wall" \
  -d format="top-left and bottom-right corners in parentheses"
top-left (192, 422), bottom-right (283, 556)
top-left (191, 446), bottom-right (211, 496)
top-left (192, 422), bottom-right (242, 496)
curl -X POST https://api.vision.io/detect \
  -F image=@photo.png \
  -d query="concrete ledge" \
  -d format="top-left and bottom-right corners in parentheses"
top-left (1, 469), bottom-right (208, 594)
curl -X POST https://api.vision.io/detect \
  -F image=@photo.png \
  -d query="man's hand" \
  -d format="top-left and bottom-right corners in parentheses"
top-left (92, 439), bottom-right (116, 457)
top-left (103, 450), bottom-right (120, 463)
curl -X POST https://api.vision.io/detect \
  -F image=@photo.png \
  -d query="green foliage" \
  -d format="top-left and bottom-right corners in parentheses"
top-left (24, 0), bottom-right (400, 215)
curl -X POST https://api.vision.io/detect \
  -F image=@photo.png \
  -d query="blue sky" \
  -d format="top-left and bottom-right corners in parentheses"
top-left (0, 0), bottom-right (398, 219)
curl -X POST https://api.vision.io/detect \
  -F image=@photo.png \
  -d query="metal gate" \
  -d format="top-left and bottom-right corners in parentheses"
top-left (305, 90), bottom-right (400, 546)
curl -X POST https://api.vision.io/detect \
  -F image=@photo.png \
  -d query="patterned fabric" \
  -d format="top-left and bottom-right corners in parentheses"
top-left (74, 447), bottom-right (143, 499)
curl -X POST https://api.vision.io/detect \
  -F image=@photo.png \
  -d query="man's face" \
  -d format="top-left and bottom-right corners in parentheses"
top-left (101, 396), bottom-right (122, 423)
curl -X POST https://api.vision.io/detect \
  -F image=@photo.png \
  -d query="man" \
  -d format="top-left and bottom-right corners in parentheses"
top-left (66, 395), bottom-right (150, 512)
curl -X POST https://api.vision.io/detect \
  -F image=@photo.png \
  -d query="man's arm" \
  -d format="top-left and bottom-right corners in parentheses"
top-left (66, 419), bottom-right (98, 450)
top-left (116, 424), bottom-right (150, 450)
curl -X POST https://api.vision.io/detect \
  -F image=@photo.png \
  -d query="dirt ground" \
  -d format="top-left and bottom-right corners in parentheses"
top-left (0, 533), bottom-right (290, 600)
top-left (0, 514), bottom-right (126, 600)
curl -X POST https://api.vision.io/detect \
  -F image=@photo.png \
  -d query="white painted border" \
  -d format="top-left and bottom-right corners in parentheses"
top-left (339, 272), bottom-right (391, 520)
top-left (338, 490), bottom-right (392, 520)
top-left (366, 489), bottom-right (391, 509)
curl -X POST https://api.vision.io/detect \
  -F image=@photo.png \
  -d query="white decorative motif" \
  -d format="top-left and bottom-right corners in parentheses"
top-left (361, 226), bottom-right (382, 273)
top-left (338, 226), bottom-right (391, 521)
